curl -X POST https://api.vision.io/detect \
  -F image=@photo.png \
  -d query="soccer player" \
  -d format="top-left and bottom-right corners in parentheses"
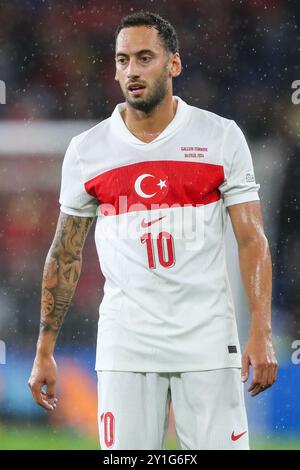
top-left (28, 11), bottom-right (278, 450)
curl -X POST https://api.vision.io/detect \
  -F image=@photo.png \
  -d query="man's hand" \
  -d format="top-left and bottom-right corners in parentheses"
top-left (242, 333), bottom-right (278, 396)
top-left (28, 352), bottom-right (58, 411)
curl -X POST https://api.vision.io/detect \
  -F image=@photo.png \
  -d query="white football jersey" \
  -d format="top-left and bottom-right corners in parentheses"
top-left (59, 96), bottom-right (260, 372)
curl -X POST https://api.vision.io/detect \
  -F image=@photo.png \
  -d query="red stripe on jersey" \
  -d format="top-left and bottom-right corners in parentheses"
top-left (84, 160), bottom-right (224, 216)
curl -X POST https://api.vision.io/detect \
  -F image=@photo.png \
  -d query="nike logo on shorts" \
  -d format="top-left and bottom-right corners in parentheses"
top-left (231, 430), bottom-right (247, 441)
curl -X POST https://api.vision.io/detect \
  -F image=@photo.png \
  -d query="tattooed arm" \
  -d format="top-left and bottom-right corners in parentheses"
top-left (28, 212), bottom-right (94, 410)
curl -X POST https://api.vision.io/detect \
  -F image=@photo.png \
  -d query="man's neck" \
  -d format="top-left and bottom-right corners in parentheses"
top-left (121, 94), bottom-right (178, 143)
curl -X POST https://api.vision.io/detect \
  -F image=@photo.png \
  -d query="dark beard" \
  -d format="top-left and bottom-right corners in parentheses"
top-left (125, 69), bottom-right (169, 115)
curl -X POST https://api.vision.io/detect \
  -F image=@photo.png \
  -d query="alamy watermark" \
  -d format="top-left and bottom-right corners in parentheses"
top-left (0, 340), bottom-right (6, 365)
top-left (96, 200), bottom-right (205, 252)
top-left (0, 80), bottom-right (6, 104)
top-left (291, 340), bottom-right (300, 365)
top-left (291, 80), bottom-right (300, 105)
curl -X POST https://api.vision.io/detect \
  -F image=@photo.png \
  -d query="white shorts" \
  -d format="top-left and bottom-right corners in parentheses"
top-left (97, 368), bottom-right (249, 450)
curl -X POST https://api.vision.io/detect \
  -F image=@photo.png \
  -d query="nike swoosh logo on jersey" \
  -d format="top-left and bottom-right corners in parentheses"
top-left (141, 216), bottom-right (166, 228)
top-left (231, 431), bottom-right (247, 441)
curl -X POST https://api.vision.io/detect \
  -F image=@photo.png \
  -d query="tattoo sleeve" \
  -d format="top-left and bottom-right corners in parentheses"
top-left (39, 212), bottom-right (94, 340)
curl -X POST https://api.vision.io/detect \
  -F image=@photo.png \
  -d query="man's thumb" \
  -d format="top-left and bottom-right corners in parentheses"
top-left (46, 380), bottom-right (56, 399)
top-left (241, 354), bottom-right (250, 382)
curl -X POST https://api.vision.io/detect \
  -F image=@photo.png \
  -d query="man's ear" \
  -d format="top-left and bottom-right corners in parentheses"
top-left (171, 53), bottom-right (182, 78)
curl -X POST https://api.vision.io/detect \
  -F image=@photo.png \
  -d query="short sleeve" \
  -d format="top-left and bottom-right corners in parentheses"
top-left (59, 139), bottom-right (98, 217)
top-left (219, 122), bottom-right (260, 207)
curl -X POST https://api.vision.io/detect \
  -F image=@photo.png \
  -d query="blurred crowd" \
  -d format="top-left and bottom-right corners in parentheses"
top-left (0, 0), bottom-right (299, 137)
top-left (0, 0), bottom-right (300, 351)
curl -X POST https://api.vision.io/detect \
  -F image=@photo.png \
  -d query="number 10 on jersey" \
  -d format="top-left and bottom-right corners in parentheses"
top-left (141, 231), bottom-right (175, 269)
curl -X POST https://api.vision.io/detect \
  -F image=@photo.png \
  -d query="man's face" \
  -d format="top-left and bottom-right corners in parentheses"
top-left (115, 26), bottom-right (179, 114)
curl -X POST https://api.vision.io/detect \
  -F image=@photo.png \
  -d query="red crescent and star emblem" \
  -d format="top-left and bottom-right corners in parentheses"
top-left (134, 171), bottom-right (169, 204)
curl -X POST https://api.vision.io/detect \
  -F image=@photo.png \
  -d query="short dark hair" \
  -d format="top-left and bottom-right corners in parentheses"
top-left (115, 11), bottom-right (179, 54)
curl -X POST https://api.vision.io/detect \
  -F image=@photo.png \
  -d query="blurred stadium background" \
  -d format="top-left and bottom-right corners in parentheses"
top-left (0, 0), bottom-right (300, 450)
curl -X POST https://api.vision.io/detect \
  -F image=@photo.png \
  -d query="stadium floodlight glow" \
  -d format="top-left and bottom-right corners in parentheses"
top-left (0, 80), bottom-right (6, 104)
top-left (0, 340), bottom-right (6, 365)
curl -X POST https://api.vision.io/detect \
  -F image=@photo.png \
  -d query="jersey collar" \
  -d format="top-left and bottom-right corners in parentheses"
top-left (110, 96), bottom-right (190, 146)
